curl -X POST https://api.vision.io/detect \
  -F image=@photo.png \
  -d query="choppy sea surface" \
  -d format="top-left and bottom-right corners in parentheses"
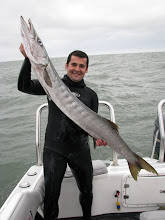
top-left (0, 52), bottom-right (165, 209)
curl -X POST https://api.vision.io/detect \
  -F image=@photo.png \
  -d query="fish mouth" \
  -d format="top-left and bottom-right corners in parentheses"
top-left (20, 16), bottom-right (32, 45)
top-left (20, 16), bottom-right (32, 32)
top-left (20, 16), bottom-right (35, 40)
top-left (20, 16), bottom-right (29, 33)
top-left (20, 16), bottom-right (49, 65)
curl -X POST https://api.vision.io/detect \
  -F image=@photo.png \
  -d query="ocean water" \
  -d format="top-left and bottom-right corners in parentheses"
top-left (0, 52), bottom-right (165, 208)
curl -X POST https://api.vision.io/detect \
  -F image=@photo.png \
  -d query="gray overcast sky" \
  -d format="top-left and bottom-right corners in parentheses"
top-left (1, 0), bottom-right (165, 62)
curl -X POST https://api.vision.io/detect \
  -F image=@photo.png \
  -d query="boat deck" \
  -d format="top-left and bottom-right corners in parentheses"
top-left (35, 212), bottom-right (140, 220)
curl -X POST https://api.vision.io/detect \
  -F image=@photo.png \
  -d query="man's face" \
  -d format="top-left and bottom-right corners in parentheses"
top-left (65, 55), bottom-right (88, 82)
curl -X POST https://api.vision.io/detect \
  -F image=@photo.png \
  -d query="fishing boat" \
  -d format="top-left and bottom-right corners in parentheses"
top-left (0, 99), bottom-right (165, 220)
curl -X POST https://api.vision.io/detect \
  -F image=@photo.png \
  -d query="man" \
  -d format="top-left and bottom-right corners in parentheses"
top-left (18, 44), bottom-right (106, 220)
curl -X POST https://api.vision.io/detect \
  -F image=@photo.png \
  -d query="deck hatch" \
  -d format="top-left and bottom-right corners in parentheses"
top-left (122, 175), bottom-right (165, 207)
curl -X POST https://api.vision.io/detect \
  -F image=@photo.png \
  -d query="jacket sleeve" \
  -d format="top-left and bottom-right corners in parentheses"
top-left (17, 58), bottom-right (46, 95)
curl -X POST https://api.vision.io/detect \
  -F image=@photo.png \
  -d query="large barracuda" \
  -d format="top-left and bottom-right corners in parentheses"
top-left (20, 16), bottom-right (158, 180)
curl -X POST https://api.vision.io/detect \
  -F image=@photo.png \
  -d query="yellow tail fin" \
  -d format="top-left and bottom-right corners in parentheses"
top-left (128, 154), bottom-right (158, 181)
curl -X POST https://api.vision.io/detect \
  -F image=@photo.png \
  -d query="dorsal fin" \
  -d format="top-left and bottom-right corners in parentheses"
top-left (102, 116), bottom-right (119, 131)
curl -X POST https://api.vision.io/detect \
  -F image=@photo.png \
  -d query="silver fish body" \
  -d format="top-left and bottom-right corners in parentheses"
top-left (20, 16), bottom-right (158, 180)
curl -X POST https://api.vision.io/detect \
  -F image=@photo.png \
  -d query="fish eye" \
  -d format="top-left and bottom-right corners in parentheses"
top-left (38, 39), bottom-right (43, 46)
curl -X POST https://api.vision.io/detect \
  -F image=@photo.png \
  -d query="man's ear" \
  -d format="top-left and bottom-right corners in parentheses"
top-left (65, 63), bottom-right (68, 70)
top-left (86, 67), bottom-right (88, 73)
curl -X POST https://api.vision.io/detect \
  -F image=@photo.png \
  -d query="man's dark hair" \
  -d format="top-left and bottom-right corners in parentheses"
top-left (67, 50), bottom-right (89, 68)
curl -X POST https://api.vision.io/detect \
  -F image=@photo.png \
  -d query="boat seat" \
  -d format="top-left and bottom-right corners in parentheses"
top-left (64, 160), bottom-right (108, 178)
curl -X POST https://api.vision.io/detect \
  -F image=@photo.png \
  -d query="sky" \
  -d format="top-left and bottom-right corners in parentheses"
top-left (1, 0), bottom-right (165, 62)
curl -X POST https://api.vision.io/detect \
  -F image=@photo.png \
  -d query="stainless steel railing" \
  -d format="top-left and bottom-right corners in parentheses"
top-left (98, 101), bottom-right (118, 165)
top-left (151, 99), bottom-right (165, 162)
top-left (35, 103), bottom-right (48, 166)
top-left (157, 99), bottom-right (165, 162)
top-left (35, 101), bottom-right (118, 166)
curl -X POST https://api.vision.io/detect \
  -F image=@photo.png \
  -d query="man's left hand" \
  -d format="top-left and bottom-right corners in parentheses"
top-left (96, 139), bottom-right (107, 146)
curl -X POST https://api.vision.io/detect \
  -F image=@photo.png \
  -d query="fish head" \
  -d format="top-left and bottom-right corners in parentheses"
top-left (20, 16), bottom-right (49, 66)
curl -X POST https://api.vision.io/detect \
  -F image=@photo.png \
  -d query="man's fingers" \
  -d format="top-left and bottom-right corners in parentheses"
top-left (96, 139), bottom-right (107, 146)
top-left (19, 44), bottom-right (27, 58)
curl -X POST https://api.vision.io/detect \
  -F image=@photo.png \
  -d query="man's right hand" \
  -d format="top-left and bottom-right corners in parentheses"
top-left (19, 43), bottom-right (27, 58)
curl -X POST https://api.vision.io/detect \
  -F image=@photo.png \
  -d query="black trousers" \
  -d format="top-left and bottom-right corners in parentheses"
top-left (43, 148), bottom-right (93, 220)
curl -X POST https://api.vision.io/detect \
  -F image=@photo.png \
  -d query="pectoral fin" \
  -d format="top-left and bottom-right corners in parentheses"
top-left (43, 70), bottom-right (52, 87)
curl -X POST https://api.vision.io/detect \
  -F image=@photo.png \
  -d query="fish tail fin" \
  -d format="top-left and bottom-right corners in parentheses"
top-left (128, 154), bottom-right (158, 181)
